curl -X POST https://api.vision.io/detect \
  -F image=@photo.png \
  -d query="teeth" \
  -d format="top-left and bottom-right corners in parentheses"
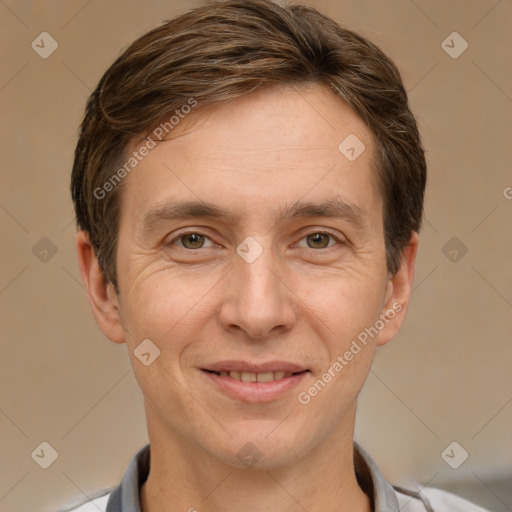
top-left (241, 371), bottom-right (257, 382)
top-left (216, 370), bottom-right (295, 382)
top-left (256, 372), bottom-right (274, 383)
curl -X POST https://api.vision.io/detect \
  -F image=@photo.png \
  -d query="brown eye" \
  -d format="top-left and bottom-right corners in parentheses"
top-left (180, 233), bottom-right (206, 249)
top-left (305, 233), bottom-right (332, 249)
top-left (169, 231), bottom-right (212, 250)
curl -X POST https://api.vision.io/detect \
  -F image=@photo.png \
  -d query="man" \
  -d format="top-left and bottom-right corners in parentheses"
top-left (67, 0), bottom-right (489, 511)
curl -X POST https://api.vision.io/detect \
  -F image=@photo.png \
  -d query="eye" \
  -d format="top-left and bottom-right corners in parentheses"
top-left (297, 232), bottom-right (340, 249)
top-left (167, 230), bottom-right (343, 251)
top-left (169, 231), bottom-right (215, 250)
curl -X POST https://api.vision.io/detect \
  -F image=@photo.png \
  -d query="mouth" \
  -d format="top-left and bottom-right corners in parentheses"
top-left (202, 369), bottom-right (309, 382)
top-left (200, 361), bottom-right (311, 403)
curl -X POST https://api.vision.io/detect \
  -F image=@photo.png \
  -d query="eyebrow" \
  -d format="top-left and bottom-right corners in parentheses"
top-left (141, 197), bottom-right (368, 235)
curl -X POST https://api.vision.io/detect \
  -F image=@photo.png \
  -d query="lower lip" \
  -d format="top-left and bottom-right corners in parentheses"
top-left (201, 370), bottom-right (310, 403)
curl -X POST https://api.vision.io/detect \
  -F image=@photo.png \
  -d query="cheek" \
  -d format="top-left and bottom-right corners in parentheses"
top-left (295, 288), bottom-right (379, 419)
top-left (302, 274), bottom-right (387, 342)
top-left (119, 271), bottom-right (211, 348)
top-left (295, 274), bottom-right (386, 409)
top-left (119, 275), bottom-right (211, 409)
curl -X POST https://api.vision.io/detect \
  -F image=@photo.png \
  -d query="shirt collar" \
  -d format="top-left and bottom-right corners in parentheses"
top-left (105, 442), bottom-right (400, 512)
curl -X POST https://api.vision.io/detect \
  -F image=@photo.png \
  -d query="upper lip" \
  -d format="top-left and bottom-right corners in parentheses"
top-left (202, 360), bottom-right (309, 373)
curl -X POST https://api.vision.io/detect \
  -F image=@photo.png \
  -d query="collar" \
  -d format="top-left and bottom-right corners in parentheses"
top-left (105, 442), bottom-right (400, 512)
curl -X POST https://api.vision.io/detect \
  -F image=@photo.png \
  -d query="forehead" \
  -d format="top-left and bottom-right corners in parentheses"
top-left (119, 82), bottom-right (380, 226)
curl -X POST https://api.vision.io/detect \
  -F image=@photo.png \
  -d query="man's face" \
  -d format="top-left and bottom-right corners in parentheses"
top-left (91, 83), bottom-right (411, 468)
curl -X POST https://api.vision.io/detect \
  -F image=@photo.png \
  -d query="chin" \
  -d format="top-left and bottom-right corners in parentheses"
top-left (205, 424), bottom-right (312, 470)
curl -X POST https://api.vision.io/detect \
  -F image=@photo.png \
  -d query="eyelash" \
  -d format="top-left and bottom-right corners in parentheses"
top-left (167, 229), bottom-right (344, 250)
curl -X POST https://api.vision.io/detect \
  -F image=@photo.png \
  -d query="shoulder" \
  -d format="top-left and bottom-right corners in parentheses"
top-left (396, 486), bottom-right (491, 511)
top-left (59, 492), bottom-right (111, 512)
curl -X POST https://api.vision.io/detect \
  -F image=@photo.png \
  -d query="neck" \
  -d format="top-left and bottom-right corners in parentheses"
top-left (140, 406), bottom-right (371, 512)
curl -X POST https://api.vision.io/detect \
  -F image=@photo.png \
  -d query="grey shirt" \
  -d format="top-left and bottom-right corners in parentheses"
top-left (103, 443), bottom-right (430, 512)
top-left (67, 443), bottom-right (489, 512)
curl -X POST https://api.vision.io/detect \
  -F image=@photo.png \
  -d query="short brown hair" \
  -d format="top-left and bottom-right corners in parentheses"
top-left (71, 0), bottom-right (426, 292)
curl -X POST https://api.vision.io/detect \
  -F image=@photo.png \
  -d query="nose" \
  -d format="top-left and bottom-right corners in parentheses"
top-left (218, 242), bottom-right (296, 340)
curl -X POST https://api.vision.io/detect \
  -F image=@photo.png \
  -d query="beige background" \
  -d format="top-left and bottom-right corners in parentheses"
top-left (1, 0), bottom-right (511, 511)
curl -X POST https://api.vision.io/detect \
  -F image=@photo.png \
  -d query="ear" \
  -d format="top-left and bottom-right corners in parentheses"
top-left (76, 231), bottom-right (125, 344)
top-left (376, 231), bottom-right (419, 347)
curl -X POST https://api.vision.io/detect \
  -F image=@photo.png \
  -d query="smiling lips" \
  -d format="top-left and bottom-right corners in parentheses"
top-left (210, 370), bottom-right (296, 382)
top-left (201, 360), bottom-right (310, 402)
top-left (202, 360), bottom-right (309, 380)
